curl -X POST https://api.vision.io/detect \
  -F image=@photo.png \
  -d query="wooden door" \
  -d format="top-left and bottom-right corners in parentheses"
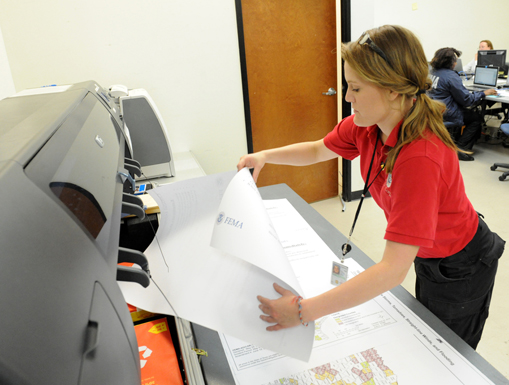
top-left (241, 0), bottom-right (338, 203)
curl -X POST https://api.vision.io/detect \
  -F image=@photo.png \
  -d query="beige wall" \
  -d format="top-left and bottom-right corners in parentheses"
top-left (2, 0), bottom-right (508, 177)
top-left (365, 0), bottom-right (509, 62)
top-left (0, 0), bottom-right (246, 175)
top-left (0, 24), bottom-right (15, 100)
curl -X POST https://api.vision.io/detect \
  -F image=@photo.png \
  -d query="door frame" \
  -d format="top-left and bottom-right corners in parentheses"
top-left (340, 0), bottom-right (359, 202)
top-left (235, 0), bottom-right (362, 201)
top-left (234, 0), bottom-right (253, 155)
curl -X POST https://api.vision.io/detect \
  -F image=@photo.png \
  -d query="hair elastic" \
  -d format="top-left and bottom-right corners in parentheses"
top-left (416, 89), bottom-right (426, 96)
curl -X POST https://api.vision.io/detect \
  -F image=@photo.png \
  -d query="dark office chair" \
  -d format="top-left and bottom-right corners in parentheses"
top-left (490, 123), bottom-right (509, 181)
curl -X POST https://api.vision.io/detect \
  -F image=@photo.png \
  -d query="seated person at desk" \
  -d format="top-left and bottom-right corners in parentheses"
top-left (238, 25), bottom-right (504, 350)
top-left (428, 47), bottom-right (497, 161)
top-left (464, 40), bottom-right (493, 74)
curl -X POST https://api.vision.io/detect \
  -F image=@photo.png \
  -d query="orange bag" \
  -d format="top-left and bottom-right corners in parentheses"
top-left (134, 318), bottom-right (184, 385)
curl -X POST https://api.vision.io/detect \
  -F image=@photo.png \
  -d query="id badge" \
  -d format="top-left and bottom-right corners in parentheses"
top-left (331, 261), bottom-right (348, 286)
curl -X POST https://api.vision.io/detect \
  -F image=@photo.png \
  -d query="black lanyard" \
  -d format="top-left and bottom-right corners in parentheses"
top-left (341, 132), bottom-right (385, 261)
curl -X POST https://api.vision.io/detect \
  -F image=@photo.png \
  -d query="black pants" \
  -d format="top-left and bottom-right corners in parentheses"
top-left (457, 109), bottom-right (484, 150)
top-left (414, 216), bottom-right (505, 349)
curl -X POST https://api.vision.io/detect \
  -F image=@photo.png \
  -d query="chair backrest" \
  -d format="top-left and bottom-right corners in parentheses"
top-left (500, 123), bottom-right (509, 135)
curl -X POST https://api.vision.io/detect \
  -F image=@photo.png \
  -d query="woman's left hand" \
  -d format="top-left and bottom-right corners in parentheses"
top-left (257, 283), bottom-right (303, 331)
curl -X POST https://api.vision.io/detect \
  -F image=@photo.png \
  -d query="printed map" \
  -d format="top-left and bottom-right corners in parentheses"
top-left (263, 348), bottom-right (398, 385)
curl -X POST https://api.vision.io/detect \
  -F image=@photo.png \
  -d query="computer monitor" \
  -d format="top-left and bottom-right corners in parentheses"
top-left (454, 58), bottom-right (463, 73)
top-left (478, 49), bottom-right (507, 75)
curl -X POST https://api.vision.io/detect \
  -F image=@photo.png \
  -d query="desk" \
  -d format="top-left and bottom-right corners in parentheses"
top-left (486, 92), bottom-right (509, 105)
top-left (463, 78), bottom-right (509, 103)
top-left (462, 76), bottom-right (507, 90)
top-left (461, 78), bottom-right (509, 126)
top-left (190, 183), bottom-right (509, 385)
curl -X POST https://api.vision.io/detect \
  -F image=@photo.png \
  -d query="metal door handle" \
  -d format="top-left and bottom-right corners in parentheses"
top-left (322, 87), bottom-right (337, 96)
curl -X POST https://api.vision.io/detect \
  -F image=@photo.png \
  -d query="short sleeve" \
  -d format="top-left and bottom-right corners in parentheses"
top-left (323, 115), bottom-right (362, 161)
top-left (383, 156), bottom-right (442, 248)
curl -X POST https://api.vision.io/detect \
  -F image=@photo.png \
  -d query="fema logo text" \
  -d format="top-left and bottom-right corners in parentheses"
top-left (216, 212), bottom-right (243, 229)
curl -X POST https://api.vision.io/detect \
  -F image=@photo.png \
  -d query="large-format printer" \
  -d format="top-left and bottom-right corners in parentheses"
top-left (0, 81), bottom-right (162, 384)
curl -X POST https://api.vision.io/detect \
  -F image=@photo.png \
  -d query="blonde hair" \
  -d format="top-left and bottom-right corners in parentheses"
top-left (341, 25), bottom-right (458, 173)
top-left (481, 40), bottom-right (494, 49)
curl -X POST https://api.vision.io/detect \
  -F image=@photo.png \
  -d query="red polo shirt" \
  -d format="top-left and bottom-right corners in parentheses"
top-left (324, 115), bottom-right (478, 258)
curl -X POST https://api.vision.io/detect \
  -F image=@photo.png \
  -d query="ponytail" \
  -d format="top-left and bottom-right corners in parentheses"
top-left (385, 84), bottom-right (457, 173)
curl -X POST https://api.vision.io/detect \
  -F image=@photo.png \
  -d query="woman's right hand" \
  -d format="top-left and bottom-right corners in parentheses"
top-left (237, 152), bottom-right (266, 183)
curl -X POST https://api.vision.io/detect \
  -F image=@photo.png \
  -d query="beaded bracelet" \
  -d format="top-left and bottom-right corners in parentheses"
top-left (295, 296), bottom-right (308, 327)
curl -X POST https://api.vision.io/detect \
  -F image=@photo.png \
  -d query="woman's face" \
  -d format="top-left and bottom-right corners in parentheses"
top-left (479, 41), bottom-right (490, 51)
top-left (344, 61), bottom-right (394, 128)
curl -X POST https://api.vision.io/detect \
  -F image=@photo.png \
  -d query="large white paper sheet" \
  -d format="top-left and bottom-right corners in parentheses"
top-left (119, 169), bottom-right (314, 361)
top-left (211, 168), bottom-right (302, 296)
top-left (219, 200), bottom-right (496, 385)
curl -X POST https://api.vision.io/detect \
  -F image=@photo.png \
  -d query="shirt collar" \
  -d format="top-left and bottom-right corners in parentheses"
top-left (366, 120), bottom-right (404, 148)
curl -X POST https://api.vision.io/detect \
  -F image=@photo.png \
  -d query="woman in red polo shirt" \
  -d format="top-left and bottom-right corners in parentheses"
top-left (237, 25), bottom-right (505, 349)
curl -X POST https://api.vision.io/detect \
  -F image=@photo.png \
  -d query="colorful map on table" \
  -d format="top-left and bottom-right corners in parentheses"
top-left (263, 348), bottom-right (397, 385)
